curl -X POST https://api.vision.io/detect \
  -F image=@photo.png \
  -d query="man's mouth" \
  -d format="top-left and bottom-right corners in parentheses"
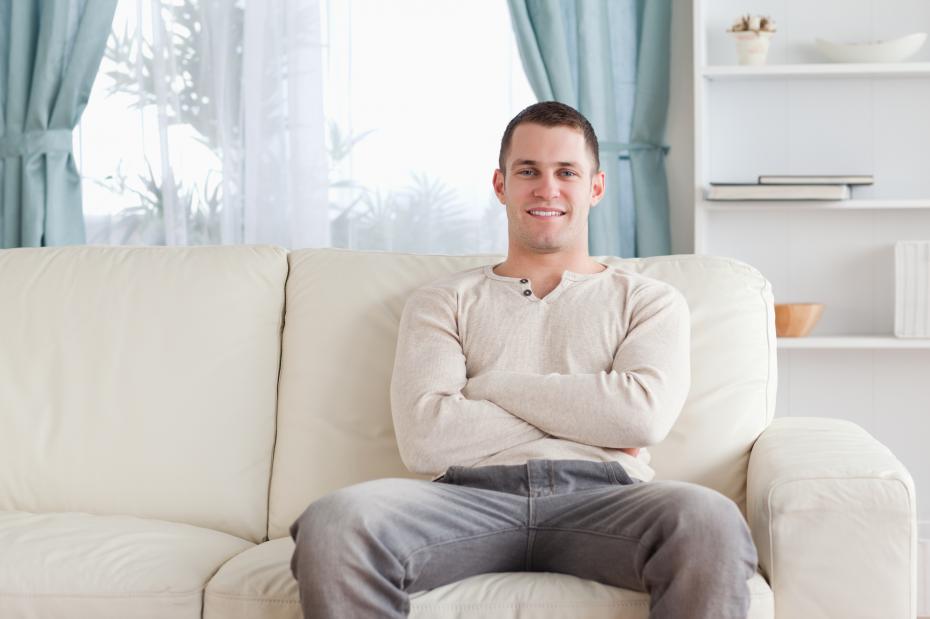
top-left (526, 209), bottom-right (565, 218)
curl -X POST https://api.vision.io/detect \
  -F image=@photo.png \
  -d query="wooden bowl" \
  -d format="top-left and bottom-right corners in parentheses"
top-left (775, 303), bottom-right (824, 337)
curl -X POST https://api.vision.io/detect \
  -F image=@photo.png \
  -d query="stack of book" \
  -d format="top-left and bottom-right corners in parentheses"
top-left (706, 175), bottom-right (874, 201)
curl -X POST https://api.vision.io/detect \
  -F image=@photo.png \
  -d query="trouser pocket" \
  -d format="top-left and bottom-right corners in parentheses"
top-left (607, 461), bottom-right (636, 486)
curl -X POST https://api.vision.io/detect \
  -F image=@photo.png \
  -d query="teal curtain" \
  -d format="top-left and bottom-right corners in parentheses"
top-left (507, 0), bottom-right (672, 257)
top-left (0, 0), bottom-right (116, 248)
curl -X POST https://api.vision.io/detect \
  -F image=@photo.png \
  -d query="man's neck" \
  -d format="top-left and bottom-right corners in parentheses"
top-left (492, 251), bottom-right (606, 283)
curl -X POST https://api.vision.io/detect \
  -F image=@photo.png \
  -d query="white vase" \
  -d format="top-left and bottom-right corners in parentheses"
top-left (732, 31), bottom-right (774, 65)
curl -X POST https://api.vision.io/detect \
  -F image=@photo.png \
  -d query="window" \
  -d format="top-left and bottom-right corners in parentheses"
top-left (76, 0), bottom-right (536, 253)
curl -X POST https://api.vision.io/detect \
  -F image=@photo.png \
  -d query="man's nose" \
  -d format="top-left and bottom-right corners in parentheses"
top-left (533, 174), bottom-right (560, 200)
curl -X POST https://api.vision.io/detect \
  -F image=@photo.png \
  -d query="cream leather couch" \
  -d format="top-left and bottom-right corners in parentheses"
top-left (0, 246), bottom-right (916, 619)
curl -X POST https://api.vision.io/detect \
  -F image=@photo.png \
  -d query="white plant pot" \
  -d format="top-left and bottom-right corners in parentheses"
top-left (732, 31), bottom-right (774, 65)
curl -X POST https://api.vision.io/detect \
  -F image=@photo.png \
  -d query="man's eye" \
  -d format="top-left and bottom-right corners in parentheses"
top-left (560, 170), bottom-right (577, 177)
top-left (517, 170), bottom-right (535, 176)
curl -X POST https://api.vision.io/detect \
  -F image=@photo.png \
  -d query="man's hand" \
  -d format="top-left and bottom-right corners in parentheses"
top-left (620, 447), bottom-right (640, 457)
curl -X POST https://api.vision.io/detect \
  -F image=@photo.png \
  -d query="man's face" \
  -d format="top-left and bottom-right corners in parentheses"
top-left (493, 123), bottom-right (605, 255)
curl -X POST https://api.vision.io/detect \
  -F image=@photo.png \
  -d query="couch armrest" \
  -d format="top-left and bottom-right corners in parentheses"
top-left (747, 416), bottom-right (917, 619)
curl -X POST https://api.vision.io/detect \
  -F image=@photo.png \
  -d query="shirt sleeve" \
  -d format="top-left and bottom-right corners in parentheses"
top-left (462, 282), bottom-right (691, 449)
top-left (390, 285), bottom-right (547, 476)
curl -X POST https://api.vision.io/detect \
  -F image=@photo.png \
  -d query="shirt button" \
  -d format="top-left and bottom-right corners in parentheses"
top-left (520, 278), bottom-right (528, 284)
top-left (523, 289), bottom-right (532, 297)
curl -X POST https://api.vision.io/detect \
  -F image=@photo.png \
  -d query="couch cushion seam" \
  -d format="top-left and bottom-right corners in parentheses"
top-left (0, 590), bottom-right (201, 600)
top-left (204, 592), bottom-right (299, 605)
top-left (412, 601), bottom-right (650, 609)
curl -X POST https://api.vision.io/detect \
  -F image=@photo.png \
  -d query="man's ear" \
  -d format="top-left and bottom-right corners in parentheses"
top-left (590, 170), bottom-right (606, 207)
top-left (492, 168), bottom-right (506, 203)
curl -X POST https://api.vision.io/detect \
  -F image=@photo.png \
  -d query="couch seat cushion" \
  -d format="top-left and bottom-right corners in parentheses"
top-left (204, 537), bottom-right (301, 619)
top-left (0, 511), bottom-right (253, 619)
top-left (203, 537), bottom-right (774, 619)
top-left (410, 571), bottom-right (773, 618)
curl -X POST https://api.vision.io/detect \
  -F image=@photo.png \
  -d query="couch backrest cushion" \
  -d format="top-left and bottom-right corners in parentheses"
top-left (268, 249), bottom-right (776, 538)
top-left (0, 246), bottom-right (287, 543)
top-left (614, 255), bottom-right (776, 510)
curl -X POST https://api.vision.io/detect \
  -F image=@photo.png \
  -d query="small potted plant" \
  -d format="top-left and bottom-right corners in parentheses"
top-left (727, 14), bottom-right (776, 65)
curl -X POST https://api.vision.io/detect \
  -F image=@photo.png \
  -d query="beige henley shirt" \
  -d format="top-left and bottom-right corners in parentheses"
top-left (390, 262), bottom-right (691, 483)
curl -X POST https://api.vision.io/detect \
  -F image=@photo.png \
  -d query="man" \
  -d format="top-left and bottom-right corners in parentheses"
top-left (290, 101), bottom-right (758, 618)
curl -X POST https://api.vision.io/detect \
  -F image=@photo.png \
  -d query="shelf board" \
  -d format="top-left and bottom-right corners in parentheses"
top-left (699, 199), bottom-right (930, 211)
top-left (702, 62), bottom-right (930, 80)
top-left (777, 336), bottom-right (930, 349)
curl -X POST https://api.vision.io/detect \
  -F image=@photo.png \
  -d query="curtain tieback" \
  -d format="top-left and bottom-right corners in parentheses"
top-left (0, 129), bottom-right (73, 158)
top-left (600, 141), bottom-right (670, 161)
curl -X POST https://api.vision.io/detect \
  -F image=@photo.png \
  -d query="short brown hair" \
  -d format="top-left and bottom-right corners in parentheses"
top-left (498, 101), bottom-right (600, 174)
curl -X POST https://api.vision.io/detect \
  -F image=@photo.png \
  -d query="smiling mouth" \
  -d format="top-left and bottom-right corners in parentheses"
top-left (526, 209), bottom-right (565, 218)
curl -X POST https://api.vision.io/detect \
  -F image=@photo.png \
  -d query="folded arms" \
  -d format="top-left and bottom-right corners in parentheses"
top-left (390, 282), bottom-right (690, 476)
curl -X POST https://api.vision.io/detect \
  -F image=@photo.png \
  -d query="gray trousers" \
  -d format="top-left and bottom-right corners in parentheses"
top-left (290, 459), bottom-right (758, 618)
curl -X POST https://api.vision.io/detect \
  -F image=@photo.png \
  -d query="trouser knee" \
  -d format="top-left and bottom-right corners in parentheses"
top-left (657, 485), bottom-right (757, 576)
top-left (290, 479), bottom-right (408, 569)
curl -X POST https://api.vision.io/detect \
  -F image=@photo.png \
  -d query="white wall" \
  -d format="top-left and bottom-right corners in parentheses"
top-left (667, 0), bottom-right (695, 254)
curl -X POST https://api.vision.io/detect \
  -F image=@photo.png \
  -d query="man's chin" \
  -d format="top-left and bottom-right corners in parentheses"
top-left (514, 231), bottom-right (578, 254)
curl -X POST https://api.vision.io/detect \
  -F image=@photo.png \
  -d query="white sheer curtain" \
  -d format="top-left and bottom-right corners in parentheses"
top-left (77, 0), bottom-right (534, 253)
top-left (242, 1), bottom-right (328, 247)
top-left (77, 0), bottom-right (328, 248)
top-left (321, 0), bottom-right (534, 254)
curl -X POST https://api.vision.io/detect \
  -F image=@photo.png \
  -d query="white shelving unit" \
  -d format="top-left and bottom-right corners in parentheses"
top-left (693, 1), bottom-right (930, 610)
top-left (703, 62), bottom-right (930, 80)
top-left (694, 0), bottom-right (930, 339)
top-left (703, 199), bottom-right (930, 211)
top-left (777, 336), bottom-right (930, 349)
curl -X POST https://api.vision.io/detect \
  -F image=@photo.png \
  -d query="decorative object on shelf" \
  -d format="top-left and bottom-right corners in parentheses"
top-left (775, 303), bottom-right (825, 337)
top-left (815, 32), bottom-right (927, 63)
top-left (758, 174), bottom-right (874, 186)
top-left (894, 241), bottom-right (930, 338)
top-left (727, 14), bottom-right (776, 65)
top-left (706, 183), bottom-right (849, 200)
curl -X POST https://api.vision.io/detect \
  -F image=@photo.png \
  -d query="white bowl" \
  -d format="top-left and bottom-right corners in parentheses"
top-left (815, 32), bottom-right (927, 63)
